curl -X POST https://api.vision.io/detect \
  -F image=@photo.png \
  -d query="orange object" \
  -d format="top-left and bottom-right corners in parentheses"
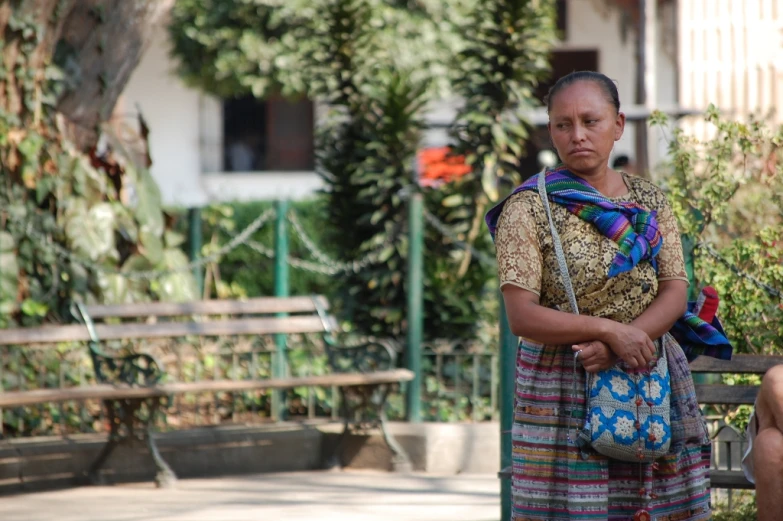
top-left (417, 147), bottom-right (472, 187)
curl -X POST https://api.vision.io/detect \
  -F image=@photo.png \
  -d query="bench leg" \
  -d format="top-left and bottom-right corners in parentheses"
top-left (328, 386), bottom-right (412, 472)
top-left (146, 400), bottom-right (177, 488)
top-left (379, 408), bottom-right (412, 472)
top-left (146, 431), bottom-right (176, 488)
top-left (324, 390), bottom-right (352, 470)
top-left (88, 438), bottom-right (118, 485)
top-left (88, 400), bottom-right (119, 485)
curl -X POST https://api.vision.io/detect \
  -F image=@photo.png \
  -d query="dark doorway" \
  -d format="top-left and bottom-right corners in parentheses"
top-left (534, 49), bottom-right (600, 104)
top-left (223, 95), bottom-right (315, 172)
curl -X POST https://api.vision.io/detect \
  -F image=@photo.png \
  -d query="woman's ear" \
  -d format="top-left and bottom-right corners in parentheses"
top-left (614, 112), bottom-right (626, 141)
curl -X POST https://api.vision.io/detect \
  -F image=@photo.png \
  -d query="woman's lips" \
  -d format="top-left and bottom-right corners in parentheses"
top-left (570, 148), bottom-right (592, 156)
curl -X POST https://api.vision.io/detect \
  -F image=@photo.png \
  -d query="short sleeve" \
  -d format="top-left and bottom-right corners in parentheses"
top-left (655, 198), bottom-right (689, 284)
top-left (495, 195), bottom-right (542, 295)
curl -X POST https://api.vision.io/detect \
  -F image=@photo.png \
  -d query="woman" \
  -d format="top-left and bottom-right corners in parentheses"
top-left (486, 71), bottom-right (715, 520)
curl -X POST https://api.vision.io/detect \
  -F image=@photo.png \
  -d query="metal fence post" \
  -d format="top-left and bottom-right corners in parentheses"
top-left (499, 296), bottom-right (517, 521)
top-left (406, 191), bottom-right (424, 423)
top-left (187, 207), bottom-right (203, 297)
top-left (273, 199), bottom-right (290, 421)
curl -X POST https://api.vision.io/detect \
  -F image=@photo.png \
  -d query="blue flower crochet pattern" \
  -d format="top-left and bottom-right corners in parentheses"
top-left (589, 408), bottom-right (640, 446)
top-left (639, 372), bottom-right (670, 406)
top-left (641, 415), bottom-right (672, 450)
top-left (590, 370), bottom-right (637, 402)
top-left (587, 367), bottom-right (672, 451)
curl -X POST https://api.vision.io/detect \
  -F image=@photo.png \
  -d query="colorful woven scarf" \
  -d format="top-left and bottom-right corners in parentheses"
top-left (485, 165), bottom-right (732, 361)
top-left (485, 165), bottom-right (662, 277)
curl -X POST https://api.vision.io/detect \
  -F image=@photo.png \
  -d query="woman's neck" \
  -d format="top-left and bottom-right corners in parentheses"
top-left (567, 166), bottom-right (627, 198)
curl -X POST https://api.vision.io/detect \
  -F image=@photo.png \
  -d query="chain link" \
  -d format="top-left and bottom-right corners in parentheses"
top-left (285, 209), bottom-right (398, 274)
top-left (17, 208), bottom-right (276, 281)
top-left (698, 242), bottom-right (783, 300)
top-left (422, 209), bottom-right (497, 267)
top-left (245, 239), bottom-right (344, 276)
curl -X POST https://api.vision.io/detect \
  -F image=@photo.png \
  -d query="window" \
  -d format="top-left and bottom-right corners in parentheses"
top-left (222, 94), bottom-right (315, 172)
top-left (534, 49), bottom-right (599, 103)
top-left (556, 0), bottom-right (568, 39)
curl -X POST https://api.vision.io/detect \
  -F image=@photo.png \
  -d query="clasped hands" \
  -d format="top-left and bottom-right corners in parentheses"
top-left (572, 322), bottom-right (657, 373)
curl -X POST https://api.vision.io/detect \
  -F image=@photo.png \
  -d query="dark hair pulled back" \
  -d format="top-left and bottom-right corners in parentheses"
top-left (544, 71), bottom-right (620, 114)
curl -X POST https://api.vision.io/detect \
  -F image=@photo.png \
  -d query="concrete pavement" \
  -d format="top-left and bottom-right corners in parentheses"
top-left (0, 470), bottom-right (500, 521)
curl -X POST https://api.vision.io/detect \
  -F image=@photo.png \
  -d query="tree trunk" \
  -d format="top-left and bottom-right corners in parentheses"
top-left (0, 0), bottom-right (174, 151)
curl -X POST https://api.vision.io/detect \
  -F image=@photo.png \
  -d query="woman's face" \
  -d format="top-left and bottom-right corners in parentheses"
top-left (547, 81), bottom-right (625, 175)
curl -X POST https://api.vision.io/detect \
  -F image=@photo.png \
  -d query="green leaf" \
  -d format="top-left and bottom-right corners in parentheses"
top-left (441, 194), bottom-right (464, 207)
top-left (155, 249), bottom-right (199, 302)
top-left (21, 299), bottom-right (48, 318)
top-left (0, 232), bottom-right (19, 312)
top-left (481, 155), bottom-right (498, 201)
top-left (139, 227), bottom-right (164, 266)
top-left (64, 201), bottom-right (117, 261)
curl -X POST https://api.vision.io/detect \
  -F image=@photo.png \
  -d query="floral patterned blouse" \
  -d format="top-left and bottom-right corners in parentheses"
top-left (494, 172), bottom-right (688, 324)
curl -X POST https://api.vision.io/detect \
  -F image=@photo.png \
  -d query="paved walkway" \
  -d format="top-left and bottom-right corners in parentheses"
top-left (0, 470), bottom-right (500, 521)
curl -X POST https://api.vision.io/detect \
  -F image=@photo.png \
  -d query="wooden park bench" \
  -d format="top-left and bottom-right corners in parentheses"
top-left (690, 353), bottom-right (783, 490)
top-left (0, 296), bottom-right (414, 487)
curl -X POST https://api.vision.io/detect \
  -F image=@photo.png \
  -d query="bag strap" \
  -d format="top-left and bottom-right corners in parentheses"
top-left (537, 170), bottom-right (579, 316)
top-left (538, 169), bottom-right (593, 453)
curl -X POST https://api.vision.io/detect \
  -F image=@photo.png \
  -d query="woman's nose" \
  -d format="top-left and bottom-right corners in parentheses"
top-left (571, 124), bottom-right (586, 143)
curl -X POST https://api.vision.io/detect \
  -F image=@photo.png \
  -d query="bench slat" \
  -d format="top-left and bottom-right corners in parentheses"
top-left (84, 296), bottom-right (330, 319)
top-left (0, 369), bottom-right (415, 407)
top-left (695, 384), bottom-right (758, 405)
top-left (160, 369), bottom-right (414, 394)
top-left (709, 470), bottom-right (754, 489)
top-left (690, 354), bottom-right (783, 374)
top-left (0, 316), bottom-right (335, 346)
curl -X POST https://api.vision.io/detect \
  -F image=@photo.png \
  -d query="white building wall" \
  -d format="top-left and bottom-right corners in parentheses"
top-left (678, 0), bottom-right (783, 139)
top-left (117, 28), bottom-right (208, 207)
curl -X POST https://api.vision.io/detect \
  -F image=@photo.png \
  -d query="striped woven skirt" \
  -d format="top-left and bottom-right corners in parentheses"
top-left (511, 339), bottom-right (711, 521)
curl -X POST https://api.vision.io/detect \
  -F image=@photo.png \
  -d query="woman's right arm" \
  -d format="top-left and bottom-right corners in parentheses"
top-left (502, 287), bottom-right (654, 368)
top-left (502, 286), bottom-right (611, 344)
top-left (496, 195), bottom-right (654, 368)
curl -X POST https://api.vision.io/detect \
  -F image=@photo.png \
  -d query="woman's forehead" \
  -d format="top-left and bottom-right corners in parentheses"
top-left (549, 81), bottom-right (613, 111)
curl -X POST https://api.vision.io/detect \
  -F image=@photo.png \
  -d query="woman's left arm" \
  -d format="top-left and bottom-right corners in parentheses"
top-left (629, 279), bottom-right (688, 340)
top-left (630, 192), bottom-right (689, 340)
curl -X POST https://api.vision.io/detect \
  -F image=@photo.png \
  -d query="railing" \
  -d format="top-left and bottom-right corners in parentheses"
top-left (420, 340), bottom-right (498, 422)
top-left (381, 338), bottom-right (500, 422)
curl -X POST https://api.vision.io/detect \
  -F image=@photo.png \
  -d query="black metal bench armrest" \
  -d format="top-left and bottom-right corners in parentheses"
top-left (324, 338), bottom-right (399, 374)
top-left (88, 342), bottom-right (164, 386)
top-left (74, 302), bottom-right (164, 387)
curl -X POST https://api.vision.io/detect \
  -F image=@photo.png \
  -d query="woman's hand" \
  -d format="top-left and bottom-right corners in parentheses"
top-left (572, 341), bottom-right (617, 373)
top-left (601, 322), bottom-right (656, 369)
